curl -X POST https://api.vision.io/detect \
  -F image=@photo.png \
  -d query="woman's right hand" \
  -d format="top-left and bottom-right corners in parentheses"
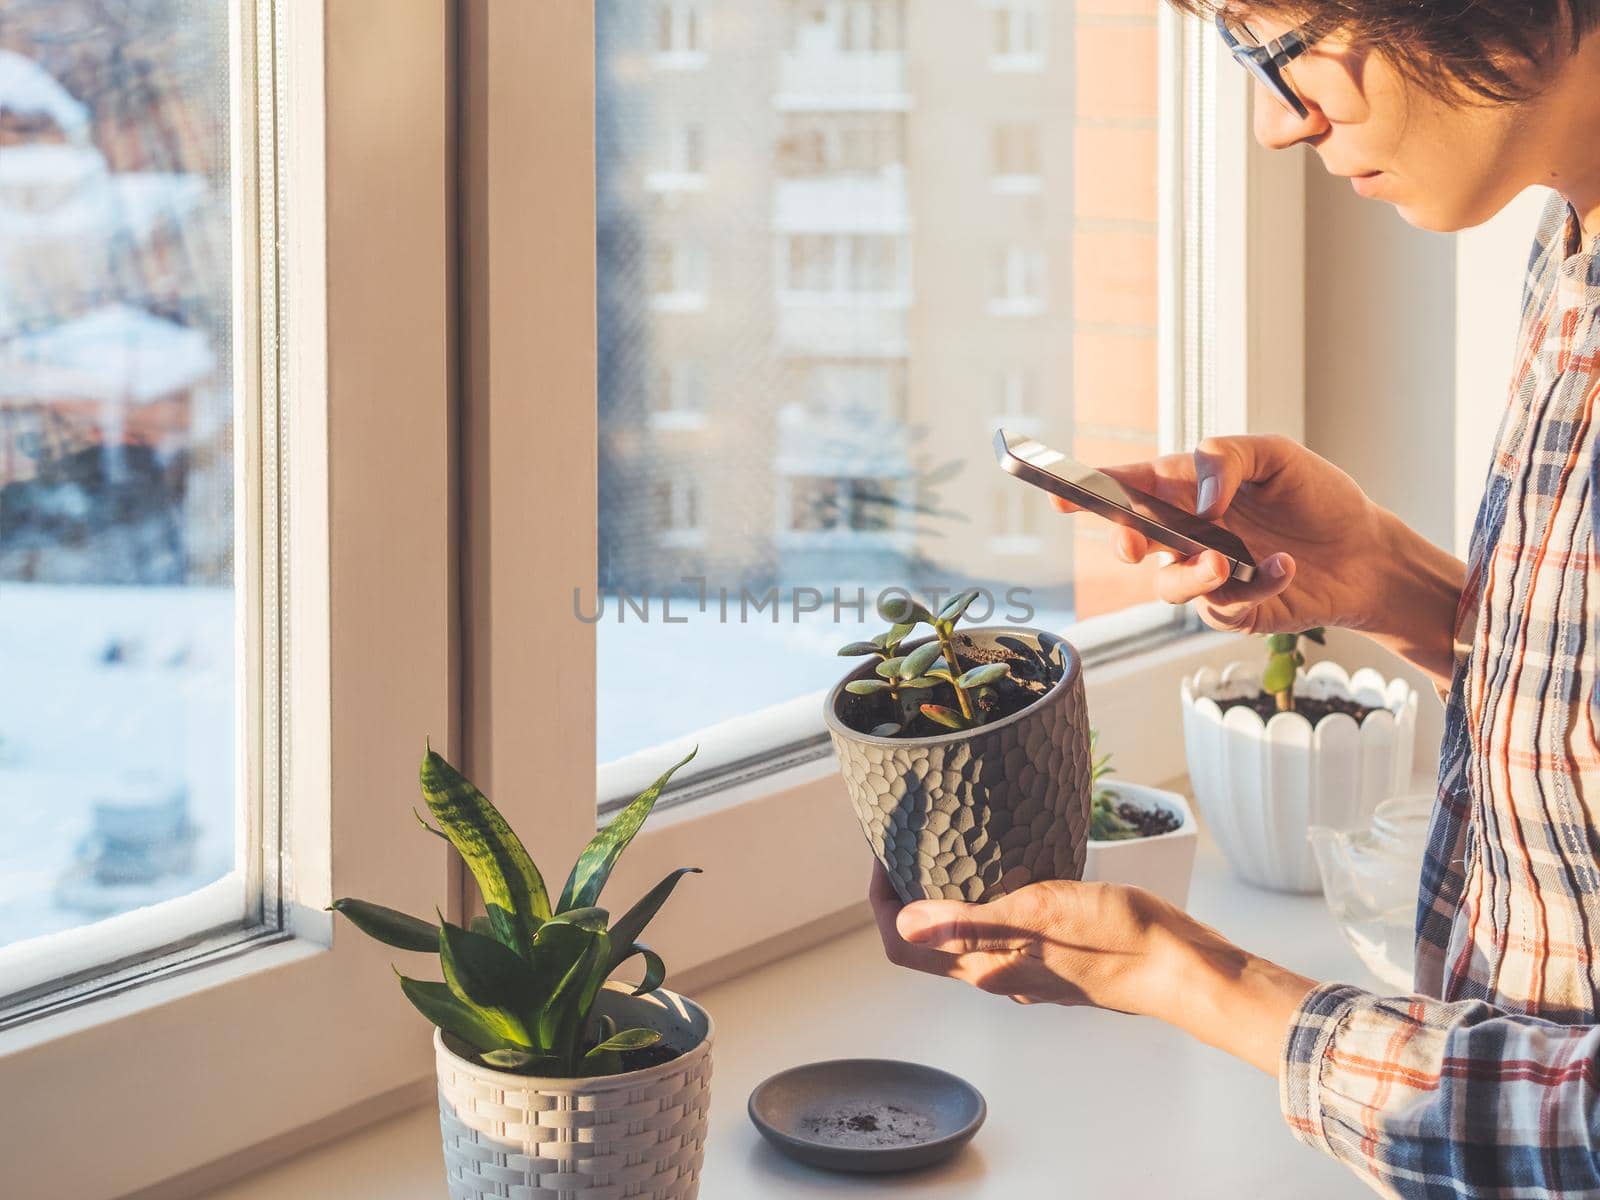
top-left (1055, 435), bottom-right (1392, 637)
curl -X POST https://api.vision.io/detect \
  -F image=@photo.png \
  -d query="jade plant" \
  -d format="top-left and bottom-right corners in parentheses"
top-left (1088, 732), bottom-right (1181, 841)
top-left (836, 589), bottom-right (1012, 736)
top-left (1262, 628), bottom-right (1326, 712)
top-left (330, 746), bottom-right (699, 1078)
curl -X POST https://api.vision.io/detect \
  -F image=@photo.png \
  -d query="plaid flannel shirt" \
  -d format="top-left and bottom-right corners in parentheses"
top-left (1280, 194), bottom-right (1600, 1197)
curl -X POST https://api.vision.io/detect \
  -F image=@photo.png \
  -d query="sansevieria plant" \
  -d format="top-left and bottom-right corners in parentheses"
top-left (331, 746), bottom-right (699, 1078)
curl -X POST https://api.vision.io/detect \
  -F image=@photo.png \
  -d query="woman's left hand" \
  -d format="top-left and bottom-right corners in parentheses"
top-left (868, 861), bottom-right (1179, 1013)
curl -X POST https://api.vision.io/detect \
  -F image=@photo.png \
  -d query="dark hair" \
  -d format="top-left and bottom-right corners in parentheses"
top-left (1169, 1), bottom-right (1598, 102)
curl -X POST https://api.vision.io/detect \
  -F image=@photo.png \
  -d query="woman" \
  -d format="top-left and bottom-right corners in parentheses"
top-left (871, 3), bottom-right (1600, 1195)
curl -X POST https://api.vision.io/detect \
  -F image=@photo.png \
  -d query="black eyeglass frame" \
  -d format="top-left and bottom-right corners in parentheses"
top-left (1214, 13), bottom-right (1315, 119)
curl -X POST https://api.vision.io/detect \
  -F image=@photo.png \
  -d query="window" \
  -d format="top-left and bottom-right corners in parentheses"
top-left (0, 0), bottom-right (260, 1016)
top-left (787, 0), bottom-right (906, 53)
top-left (991, 484), bottom-right (1043, 555)
top-left (806, 361), bottom-right (905, 421)
top-left (994, 367), bottom-right (1040, 432)
top-left (655, 0), bottom-right (708, 64)
top-left (990, 245), bottom-right (1047, 314)
top-left (782, 234), bottom-right (906, 298)
top-left (656, 477), bottom-right (705, 546)
top-left (991, 0), bottom-right (1046, 69)
top-left (649, 239), bottom-right (708, 308)
top-left (651, 362), bottom-right (707, 429)
top-left (785, 475), bottom-right (907, 536)
top-left (778, 113), bottom-right (905, 178)
top-left (648, 122), bottom-right (707, 191)
top-left (992, 122), bottom-right (1041, 190)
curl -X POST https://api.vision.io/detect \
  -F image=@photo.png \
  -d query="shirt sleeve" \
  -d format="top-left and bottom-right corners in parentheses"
top-left (1281, 982), bottom-right (1600, 1198)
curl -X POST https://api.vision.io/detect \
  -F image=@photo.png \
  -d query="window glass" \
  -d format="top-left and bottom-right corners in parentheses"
top-left (596, 0), bottom-right (1166, 771)
top-left (0, 1), bottom-right (251, 994)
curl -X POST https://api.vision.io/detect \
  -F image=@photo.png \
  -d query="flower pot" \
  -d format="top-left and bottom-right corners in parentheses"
top-left (1181, 660), bottom-right (1418, 893)
top-left (1083, 781), bottom-right (1199, 910)
top-left (435, 982), bottom-right (713, 1200)
top-left (824, 626), bottom-right (1092, 904)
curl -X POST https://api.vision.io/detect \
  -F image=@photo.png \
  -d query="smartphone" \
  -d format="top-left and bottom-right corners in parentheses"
top-left (993, 428), bottom-right (1257, 582)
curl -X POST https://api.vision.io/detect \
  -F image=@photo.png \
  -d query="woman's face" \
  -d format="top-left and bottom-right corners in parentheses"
top-left (1237, 9), bottom-right (1538, 232)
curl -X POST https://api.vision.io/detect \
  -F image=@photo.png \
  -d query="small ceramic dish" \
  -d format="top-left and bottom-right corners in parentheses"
top-left (747, 1058), bottom-right (986, 1174)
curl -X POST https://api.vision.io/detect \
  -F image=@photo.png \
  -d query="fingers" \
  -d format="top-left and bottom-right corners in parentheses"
top-left (896, 900), bottom-right (1033, 955)
top-left (1192, 434), bottom-right (1294, 519)
top-left (1152, 550), bottom-right (1296, 612)
top-left (869, 862), bottom-right (964, 975)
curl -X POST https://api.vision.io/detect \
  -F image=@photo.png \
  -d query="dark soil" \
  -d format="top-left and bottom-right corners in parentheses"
top-left (1217, 690), bottom-right (1378, 726)
top-left (618, 1042), bottom-right (683, 1071)
top-left (837, 632), bottom-right (1062, 738)
top-left (800, 1102), bottom-right (937, 1147)
top-left (1114, 800), bottom-right (1182, 838)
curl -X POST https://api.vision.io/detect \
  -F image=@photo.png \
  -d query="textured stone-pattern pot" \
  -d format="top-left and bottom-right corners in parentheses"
top-left (435, 983), bottom-right (712, 1200)
top-left (824, 627), bottom-right (1092, 904)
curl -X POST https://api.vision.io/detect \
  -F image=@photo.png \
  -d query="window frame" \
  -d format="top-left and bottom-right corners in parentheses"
top-left (0, 3), bottom-right (462, 1195)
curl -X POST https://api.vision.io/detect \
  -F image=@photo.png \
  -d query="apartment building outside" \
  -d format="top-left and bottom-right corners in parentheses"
top-left (598, 0), bottom-right (1164, 619)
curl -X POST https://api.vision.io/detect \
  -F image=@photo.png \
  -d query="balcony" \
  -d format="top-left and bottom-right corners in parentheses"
top-left (775, 51), bottom-right (909, 111)
top-left (774, 173), bottom-right (907, 236)
top-left (777, 300), bottom-right (907, 358)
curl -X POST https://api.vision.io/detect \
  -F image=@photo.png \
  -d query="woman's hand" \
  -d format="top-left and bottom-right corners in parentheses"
top-left (868, 863), bottom-right (1316, 1075)
top-left (1056, 434), bottom-right (1388, 637)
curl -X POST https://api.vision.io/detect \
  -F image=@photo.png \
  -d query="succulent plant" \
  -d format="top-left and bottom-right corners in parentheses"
top-left (1262, 628), bottom-right (1326, 712)
top-left (1087, 730), bottom-right (1138, 842)
top-left (836, 589), bottom-right (1013, 737)
top-left (330, 746), bottom-right (699, 1078)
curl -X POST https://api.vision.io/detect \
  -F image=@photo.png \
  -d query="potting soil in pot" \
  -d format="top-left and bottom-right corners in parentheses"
top-left (1216, 692), bottom-right (1377, 726)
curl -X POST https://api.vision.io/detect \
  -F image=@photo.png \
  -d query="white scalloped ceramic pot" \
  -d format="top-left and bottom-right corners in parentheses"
top-left (1083, 781), bottom-right (1199, 910)
top-left (434, 982), bottom-right (713, 1200)
top-left (1181, 661), bottom-right (1418, 894)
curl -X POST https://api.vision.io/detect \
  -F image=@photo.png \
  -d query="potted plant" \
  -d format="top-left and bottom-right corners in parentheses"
top-left (1083, 733), bottom-right (1199, 909)
top-left (823, 589), bottom-right (1092, 903)
top-left (331, 746), bottom-right (712, 1200)
top-left (1181, 629), bottom-right (1418, 893)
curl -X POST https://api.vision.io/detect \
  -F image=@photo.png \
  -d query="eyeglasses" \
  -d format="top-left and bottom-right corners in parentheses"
top-left (1214, 13), bottom-right (1316, 119)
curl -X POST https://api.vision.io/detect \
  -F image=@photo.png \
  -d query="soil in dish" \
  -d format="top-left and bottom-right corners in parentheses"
top-left (1113, 801), bottom-right (1181, 838)
top-left (1218, 691), bottom-right (1377, 727)
top-left (800, 1102), bottom-right (938, 1148)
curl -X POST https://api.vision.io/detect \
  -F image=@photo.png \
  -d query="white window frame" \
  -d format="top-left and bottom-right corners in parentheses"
top-left (649, 361), bottom-right (708, 431)
top-left (988, 0), bottom-right (1047, 72)
top-left (0, 3), bottom-right (461, 1195)
top-left (991, 482), bottom-right (1044, 556)
top-left (990, 366), bottom-right (1042, 434)
top-left (645, 121), bottom-right (707, 194)
top-left (779, 232), bottom-right (909, 302)
top-left (649, 239), bottom-right (709, 311)
top-left (991, 120), bottom-right (1042, 194)
top-left (989, 244), bottom-right (1048, 316)
top-left (654, 0), bottom-right (709, 69)
top-left (657, 476), bottom-right (706, 548)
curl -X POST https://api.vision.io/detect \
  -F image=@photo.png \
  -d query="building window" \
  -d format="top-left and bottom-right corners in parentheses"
top-left (992, 122), bottom-right (1041, 191)
top-left (786, 475), bottom-right (904, 534)
top-left (989, 246), bottom-right (1047, 315)
top-left (990, 485), bottom-right (1043, 554)
top-left (777, 113), bottom-right (904, 178)
top-left (655, 476), bottom-right (705, 546)
top-left (649, 240), bottom-right (708, 309)
top-left (782, 234), bottom-right (905, 298)
top-left (787, 0), bottom-right (906, 53)
top-left (990, 0), bottom-right (1046, 70)
top-left (993, 367), bottom-right (1042, 432)
top-left (806, 361), bottom-right (906, 421)
top-left (647, 123), bottom-right (707, 193)
top-left (655, 0), bottom-right (708, 65)
top-left (650, 362), bottom-right (707, 429)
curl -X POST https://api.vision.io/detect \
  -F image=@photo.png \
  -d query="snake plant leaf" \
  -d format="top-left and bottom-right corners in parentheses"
top-left (1261, 655), bottom-right (1297, 694)
top-left (438, 916), bottom-right (537, 1012)
top-left (557, 748), bottom-right (696, 913)
top-left (541, 905), bottom-right (610, 933)
top-left (956, 662), bottom-right (1011, 689)
top-left (522, 920), bottom-right (601, 1035)
top-left (469, 914), bottom-right (496, 938)
top-left (329, 898), bottom-right (439, 952)
top-left (845, 679), bottom-right (889, 695)
top-left (937, 588), bottom-right (982, 624)
top-left (607, 867), bottom-right (700, 969)
top-left (612, 943), bottom-right (667, 996)
top-left (420, 749), bottom-right (551, 952)
top-left (537, 928), bottom-right (611, 1054)
top-left (412, 808), bottom-right (448, 840)
top-left (899, 642), bottom-right (942, 680)
top-left (585, 1028), bottom-right (662, 1058)
top-left (480, 1048), bottom-right (559, 1072)
top-left (395, 973), bottom-right (526, 1053)
top-left (875, 656), bottom-right (906, 680)
top-left (1301, 627), bottom-right (1327, 645)
top-left (920, 703), bottom-right (971, 731)
top-left (837, 641), bottom-right (882, 657)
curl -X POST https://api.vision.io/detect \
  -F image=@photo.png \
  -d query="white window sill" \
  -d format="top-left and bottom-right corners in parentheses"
top-left (647, 410), bottom-right (709, 432)
top-left (195, 819), bottom-right (1381, 1200)
top-left (652, 51), bottom-right (708, 71)
top-left (645, 172), bottom-right (708, 194)
top-left (990, 174), bottom-right (1042, 195)
top-left (988, 53), bottom-right (1046, 72)
top-left (650, 292), bottom-right (709, 313)
top-left (987, 298), bottom-right (1046, 318)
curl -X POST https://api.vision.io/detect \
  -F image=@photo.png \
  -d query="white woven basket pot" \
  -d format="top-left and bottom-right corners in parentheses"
top-left (435, 983), bottom-right (713, 1200)
top-left (1181, 661), bottom-right (1418, 894)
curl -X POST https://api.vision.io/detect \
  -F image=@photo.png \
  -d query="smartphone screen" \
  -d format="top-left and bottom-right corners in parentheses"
top-left (993, 428), bottom-right (1256, 579)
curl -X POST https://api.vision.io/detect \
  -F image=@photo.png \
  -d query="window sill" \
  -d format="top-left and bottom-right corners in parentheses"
top-left (194, 820), bottom-right (1377, 1200)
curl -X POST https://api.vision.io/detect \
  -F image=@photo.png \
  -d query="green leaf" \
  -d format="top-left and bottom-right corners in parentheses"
top-left (329, 898), bottom-right (439, 952)
top-left (607, 867), bottom-right (700, 969)
top-left (420, 748), bottom-right (550, 954)
top-left (542, 905), bottom-right (610, 932)
top-left (937, 588), bottom-right (982, 624)
top-left (469, 914), bottom-right (496, 938)
top-left (898, 677), bottom-right (939, 691)
top-left (837, 641), bottom-right (882, 657)
top-left (956, 662), bottom-right (1010, 689)
top-left (585, 1027), bottom-right (662, 1058)
top-left (899, 642), bottom-right (942, 680)
top-left (1261, 655), bottom-right (1297, 694)
top-left (559, 748), bottom-right (696, 912)
top-left (885, 621), bottom-right (917, 648)
top-left (845, 679), bottom-right (889, 695)
top-left (412, 808), bottom-right (448, 841)
top-left (612, 942), bottom-right (667, 995)
top-left (480, 1048), bottom-right (559, 1072)
top-left (395, 973), bottom-right (527, 1053)
top-left (869, 722), bottom-right (904, 736)
top-left (875, 656), bottom-right (906, 679)
top-left (1301, 627), bottom-right (1327, 645)
top-left (438, 917), bottom-right (536, 1011)
top-left (920, 704), bottom-right (971, 731)
top-left (876, 593), bottom-right (933, 625)
top-left (537, 928), bottom-right (611, 1057)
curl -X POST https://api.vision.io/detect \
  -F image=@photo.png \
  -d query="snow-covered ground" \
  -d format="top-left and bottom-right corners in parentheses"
top-left (0, 582), bottom-right (234, 949)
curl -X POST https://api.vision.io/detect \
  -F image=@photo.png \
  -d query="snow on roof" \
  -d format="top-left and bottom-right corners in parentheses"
top-left (0, 303), bottom-right (216, 404)
top-left (0, 145), bottom-right (205, 240)
top-left (0, 49), bottom-right (89, 137)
